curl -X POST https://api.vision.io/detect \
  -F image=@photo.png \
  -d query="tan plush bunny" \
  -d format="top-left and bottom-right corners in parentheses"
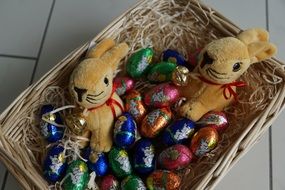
top-left (178, 28), bottom-right (277, 121)
top-left (68, 39), bottom-right (129, 156)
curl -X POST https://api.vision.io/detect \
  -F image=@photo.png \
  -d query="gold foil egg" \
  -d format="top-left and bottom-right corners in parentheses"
top-left (172, 66), bottom-right (190, 86)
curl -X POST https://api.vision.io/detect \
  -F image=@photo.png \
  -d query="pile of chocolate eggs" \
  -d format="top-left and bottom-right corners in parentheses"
top-left (40, 48), bottom-right (229, 190)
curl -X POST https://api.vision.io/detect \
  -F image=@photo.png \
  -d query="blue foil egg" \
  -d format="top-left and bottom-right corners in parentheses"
top-left (162, 118), bottom-right (196, 146)
top-left (40, 105), bottom-right (64, 143)
top-left (162, 49), bottom-right (187, 67)
top-left (43, 145), bottom-right (67, 183)
top-left (114, 113), bottom-right (137, 149)
top-left (133, 139), bottom-right (155, 175)
top-left (82, 147), bottom-right (108, 177)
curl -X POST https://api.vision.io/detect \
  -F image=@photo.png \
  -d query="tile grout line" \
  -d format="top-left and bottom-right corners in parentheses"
top-left (265, 0), bottom-right (273, 190)
top-left (0, 54), bottom-right (37, 60)
top-left (29, 0), bottom-right (56, 85)
top-left (2, 0), bottom-right (56, 189)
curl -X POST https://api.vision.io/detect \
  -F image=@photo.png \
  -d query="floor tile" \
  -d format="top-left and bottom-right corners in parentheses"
top-left (34, 0), bottom-right (139, 80)
top-left (4, 173), bottom-right (20, 190)
top-left (0, 163), bottom-right (6, 189)
top-left (268, 0), bottom-right (285, 189)
top-left (0, 0), bottom-right (53, 57)
top-left (0, 57), bottom-right (35, 111)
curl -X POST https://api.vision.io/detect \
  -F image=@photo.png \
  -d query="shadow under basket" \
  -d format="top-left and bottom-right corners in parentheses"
top-left (1, 0), bottom-right (285, 189)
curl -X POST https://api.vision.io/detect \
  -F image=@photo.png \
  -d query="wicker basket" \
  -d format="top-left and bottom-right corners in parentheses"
top-left (1, 0), bottom-right (285, 189)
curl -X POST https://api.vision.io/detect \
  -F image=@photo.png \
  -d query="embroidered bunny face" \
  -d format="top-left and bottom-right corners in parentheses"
top-left (197, 29), bottom-right (277, 84)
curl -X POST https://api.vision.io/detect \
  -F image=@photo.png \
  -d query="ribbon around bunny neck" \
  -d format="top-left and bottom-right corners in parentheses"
top-left (87, 85), bottom-right (124, 118)
top-left (198, 76), bottom-right (247, 101)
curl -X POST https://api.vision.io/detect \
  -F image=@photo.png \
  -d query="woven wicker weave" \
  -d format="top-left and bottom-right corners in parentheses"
top-left (0, 0), bottom-right (285, 189)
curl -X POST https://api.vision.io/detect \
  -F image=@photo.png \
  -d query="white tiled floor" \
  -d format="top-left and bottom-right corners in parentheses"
top-left (0, 0), bottom-right (284, 189)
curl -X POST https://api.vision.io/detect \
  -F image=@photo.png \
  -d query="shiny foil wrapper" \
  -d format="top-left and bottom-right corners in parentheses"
top-left (144, 83), bottom-right (180, 108)
top-left (171, 66), bottom-right (190, 87)
top-left (162, 118), bottom-right (196, 146)
top-left (162, 49), bottom-right (187, 67)
top-left (158, 144), bottom-right (193, 171)
top-left (140, 107), bottom-right (172, 138)
top-left (40, 105), bottom-right (64, 143)
top-left (121, 175), bottom-right (146, 190)
top-left (65, 110), bottom-right (87, 136)
top-left (43, 145), bottom-right (67, 183)
top-left (147, 170), bottom-right (181, 190)
top-left (108, 147), bottom-right (132, 178)
top-left (190, 127), bottom-right (219, 158)
top-left (198, 111), bottom-right (228, 132)
top-left (113, 113), bottom-right (137, 149)
top-left (133, 139), bottom-right (155, 175)
top-left (125, 90), bottom-right (147, 123)
top-left (114, 76), bottom-right (135, 96)
top-left (127, 48), bottom-right (154, 79)
top-left (82, 147), bottom-right (108, 177)
top-left (100, 175), bottom-right (119, 190)
top-left (147, 61), bottom-right (177, 83)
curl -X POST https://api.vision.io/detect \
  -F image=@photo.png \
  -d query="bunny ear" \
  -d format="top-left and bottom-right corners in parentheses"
top-left (86, 38), bottom-right (115, 58)
top-left (237, 28), bottom-right (269, 45)
top-left (101, 42), bottom-right (129, 71)
top-left (248, 41), bottom-right (277, 63)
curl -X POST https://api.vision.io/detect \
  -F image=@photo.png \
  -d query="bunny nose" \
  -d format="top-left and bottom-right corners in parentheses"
top-left (74, 87), bottom-right (87, 102)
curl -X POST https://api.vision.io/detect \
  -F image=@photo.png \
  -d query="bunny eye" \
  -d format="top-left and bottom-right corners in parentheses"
top-left (104, 77), bottom-right (109, 85)
top-left (233, 62), bottom-right (241, 72)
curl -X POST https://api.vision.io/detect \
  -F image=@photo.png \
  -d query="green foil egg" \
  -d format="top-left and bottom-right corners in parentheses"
top-left (147, 61), bottom-right (177, 83)
top-left (121, 175), bottom-right (146, 190)
top-left (108, 147), bottom-right (132, 178)
top-left (127, 48), bottom-right (154, 79)
top-left (63, 160), bottom-right (89, 190)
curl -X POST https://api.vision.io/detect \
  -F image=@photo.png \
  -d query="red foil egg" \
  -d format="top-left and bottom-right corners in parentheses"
top-left (147, 170), bottom-right (181, 190)
top-left (100, 175), bottom-right (119, 190)
top-left (198, 111), bottom-right (228, 132)
top-left (190, 127), bottom-right (219, 158)
top-left (125, 90), bottom-right (147, 123)
top-left (158, 144), bottom-right (193, 170)
top-left (144, 83), bottom-right (180, 108)
top-left (114, 76), bottom-right (135, 96)
top-left (140, 107), bottom-right (172, 138)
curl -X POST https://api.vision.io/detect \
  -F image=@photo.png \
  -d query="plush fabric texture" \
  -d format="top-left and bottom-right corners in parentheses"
top-left (69, 38), bottom-right (129, 153)
top-left (179, 28), bottom-right (277, 121)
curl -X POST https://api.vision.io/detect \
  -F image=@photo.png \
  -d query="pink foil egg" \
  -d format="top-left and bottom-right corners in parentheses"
top-left (100, 174), bottom-right (119, 190)
top-left (198, 111), bottom-right (228, 133)
top-left (114, 76), bottom-right (135, 96)
top-left (144, 83), bottom-right (180, 108)
top-left (158, 144), bottom-right (193, 170)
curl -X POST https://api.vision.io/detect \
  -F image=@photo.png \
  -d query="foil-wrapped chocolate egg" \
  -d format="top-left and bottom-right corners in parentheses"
top-left (140, 107), bottom-right (172, 138)
top-left (63, 160), bottom-right (89, 190)
top-left (100, 175), bottom-right (119, 190)
top-left (162, 118), bottom-right (195, 146)
top-left (162, 49), bottom-right (187, 67)
top-left (127, 48), bottom-right (154, 79)
top-left (114, 76), bottom-right (135, 96)
top-left (108, 147), bottom-right (132, 178)
top-left (125, 90), bottom-right (147, 123)
top-left (133, 139), bottom-right (155, 175)
top-left (82, 147), bottom-right (108, 177)
top-left (121, 175), bottom-right (146, 190)
top-left (43, 145), bottom-right (67, 183)
top-left (113, 113), bottom-right (137, 149)
top-left (147, 170), bottom-right (181, 190)
top-left (190, 127), bottom-right (219, 158)
top-left (171, 66), bottom-right (190, 87)
top-left (158, 144), bottom-right (192, 170)
top-left (144, 83), bottom-right (180, 108)
top-left (147, 62), bottom-right (177, 83)
top-left (198, 111), bottom-right (228, 132)
top-left (40, 105), bottom-right (64, 143)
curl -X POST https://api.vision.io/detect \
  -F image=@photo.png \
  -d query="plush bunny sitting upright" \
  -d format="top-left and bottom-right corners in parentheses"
top-left (69, 39), bottom-right (129, 156)
top-left (178, 28), bottom-right (277, 121)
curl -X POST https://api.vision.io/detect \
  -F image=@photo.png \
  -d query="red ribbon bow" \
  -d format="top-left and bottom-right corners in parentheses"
top-left (198, 76), bottom-right (247, 101)
top-left (88, 85), bottom-right (124, 119)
